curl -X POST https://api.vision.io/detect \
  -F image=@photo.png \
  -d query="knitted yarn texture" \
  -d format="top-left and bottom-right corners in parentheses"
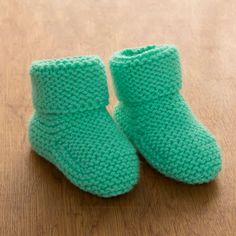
top-left (110, 45), bottom-right (222, 184)
top-left (28, 56), bottom-right (139, 197)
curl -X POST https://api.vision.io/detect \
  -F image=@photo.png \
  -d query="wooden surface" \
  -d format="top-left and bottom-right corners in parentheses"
top-left (0, 0), bottom-right (235, 235)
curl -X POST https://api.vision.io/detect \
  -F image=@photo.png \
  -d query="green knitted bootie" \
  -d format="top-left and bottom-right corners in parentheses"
top-left (28, 56), bottom-right (139, 197)
top-left (109, 45), bottom-right (222, 184)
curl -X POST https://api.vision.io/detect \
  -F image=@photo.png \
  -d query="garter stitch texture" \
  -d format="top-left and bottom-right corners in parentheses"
top-left (110, 45), bottom-right (222, 184)
top-left (28, 56), bottom-right (139, 197)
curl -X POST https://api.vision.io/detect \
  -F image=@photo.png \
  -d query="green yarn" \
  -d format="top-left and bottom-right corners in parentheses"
top-left (110, 45), bottom-right (222, 184)
top-left (28, 56), bottom-right (139, 197)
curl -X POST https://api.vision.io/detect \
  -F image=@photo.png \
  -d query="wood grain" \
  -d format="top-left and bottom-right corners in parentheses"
top-left (0, 0), bottom-right (235, 235)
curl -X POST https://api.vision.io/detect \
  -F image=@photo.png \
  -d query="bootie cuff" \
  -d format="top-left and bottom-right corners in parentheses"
top-left (110, 45), bottom-right (182, 103)
top-left (30, 56), bottom-right (108, 114)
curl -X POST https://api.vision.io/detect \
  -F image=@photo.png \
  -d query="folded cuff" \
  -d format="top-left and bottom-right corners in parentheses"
top-left (30, 56), bottom-right (108, 113)
top-left (109, 45), bottom-right (182, 103)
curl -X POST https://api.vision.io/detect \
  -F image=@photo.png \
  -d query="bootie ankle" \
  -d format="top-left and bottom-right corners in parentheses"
top-left (109, 45), bottom-right (222, 184)
top-left (28, 56), bottom-right (139, 197)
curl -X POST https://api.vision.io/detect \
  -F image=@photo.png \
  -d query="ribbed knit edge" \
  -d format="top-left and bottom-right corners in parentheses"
top-left (110, 44), bottom-right (178, 65)
top-left (30, 56), bottom-right (103, 76)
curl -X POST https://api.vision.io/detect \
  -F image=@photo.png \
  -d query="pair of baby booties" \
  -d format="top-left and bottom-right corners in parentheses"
top-left (28, 44), bottom-right (222, 197)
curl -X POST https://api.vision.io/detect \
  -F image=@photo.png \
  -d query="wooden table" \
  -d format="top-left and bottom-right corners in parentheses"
top-left (1, 0), bottom-right (235, 235)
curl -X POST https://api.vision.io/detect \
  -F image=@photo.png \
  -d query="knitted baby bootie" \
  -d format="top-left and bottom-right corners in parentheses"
top-left (28, 56), bottom-right (139, 197)
top-left (109, 45), bottom-right (222, 184)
